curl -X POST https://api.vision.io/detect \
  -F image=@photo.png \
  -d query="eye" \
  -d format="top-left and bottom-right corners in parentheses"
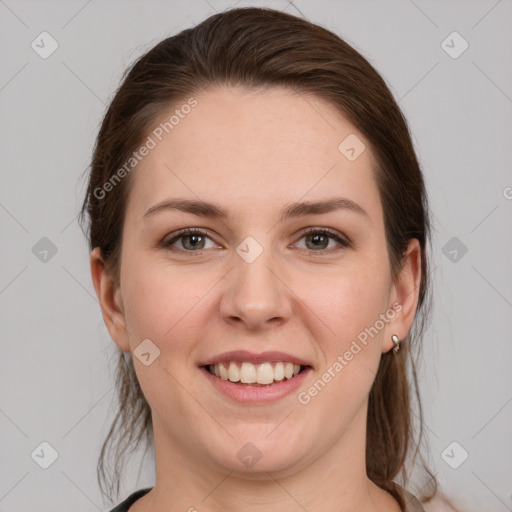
top-left (162, 227), bottom-right (350, 255)
top-left (293, 228), bottom-right (350, 253)
top-left (162, 228), bottom-right (218, 253)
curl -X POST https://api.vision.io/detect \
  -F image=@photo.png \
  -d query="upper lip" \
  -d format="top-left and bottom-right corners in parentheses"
top-left (198, 350), bottom-right (313, 368)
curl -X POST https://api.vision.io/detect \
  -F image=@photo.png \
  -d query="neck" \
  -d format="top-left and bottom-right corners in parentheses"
top-left (134, 405), bottom-right (400, 512)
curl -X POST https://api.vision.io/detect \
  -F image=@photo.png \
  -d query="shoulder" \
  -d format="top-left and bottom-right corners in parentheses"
top-left (399, 487), bottom-right (426, 512)
top-left (394, 482), bottom-right (461, 512)
top-left (107, 488), bottom-right (152, 512)
top-left (389, 483), bottom-right (426, 512)
top-left (422, 492), bottom-right (461, 512)
top-left (393, 483), bottom-right (461, 512)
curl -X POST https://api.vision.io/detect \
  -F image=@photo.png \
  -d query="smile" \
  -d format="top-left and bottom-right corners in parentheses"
top-left (200, 363), bottom-right (312, 403)
top-left (207, 361), bottom-right (305, 386)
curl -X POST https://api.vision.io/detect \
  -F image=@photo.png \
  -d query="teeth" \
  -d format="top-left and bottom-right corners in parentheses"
top-left (218, 363), bottom-right (228, 380)
top-left (284, 362), bottom-right (294, 379)
top-left (240, 362), bottom-right (257, 383)
top-left (256, 362), bottom-right (274, 385)
top-left (209, 361), bottom-right (302, 385)
top-left (227, 362), bottom-right (240, 382)
top-left (274, 361), bottom-right (285, 380)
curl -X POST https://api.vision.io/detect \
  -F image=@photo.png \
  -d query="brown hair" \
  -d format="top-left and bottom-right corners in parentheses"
top-left (80, 6), bottom-right (438, 506)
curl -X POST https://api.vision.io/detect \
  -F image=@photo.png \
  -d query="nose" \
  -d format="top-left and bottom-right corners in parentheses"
top-left (219, 243), bottom-right (293, 331)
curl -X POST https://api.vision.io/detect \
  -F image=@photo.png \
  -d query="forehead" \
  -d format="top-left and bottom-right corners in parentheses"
top-left (125, 86), bottom-right (382, 224)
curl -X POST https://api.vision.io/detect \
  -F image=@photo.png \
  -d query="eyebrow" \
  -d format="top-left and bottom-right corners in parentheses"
top-left (143, 197), bottom-right (369, 222)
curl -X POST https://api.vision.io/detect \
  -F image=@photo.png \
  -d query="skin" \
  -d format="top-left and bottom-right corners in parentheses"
top-left (91, 86), bottom-right (421, 512)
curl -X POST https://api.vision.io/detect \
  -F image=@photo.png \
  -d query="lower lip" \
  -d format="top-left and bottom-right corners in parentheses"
top-left (200, 366), bottom-right (312, 403)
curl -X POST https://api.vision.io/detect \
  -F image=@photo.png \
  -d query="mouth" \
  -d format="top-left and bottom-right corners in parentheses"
top-left (202, 361), bottom-right (310, 387)
top-left (198, 350), bottom-right (313, 403)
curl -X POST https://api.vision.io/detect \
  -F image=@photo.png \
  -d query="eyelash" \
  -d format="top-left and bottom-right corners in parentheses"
top-left (162, 227), bottom-right (350, 255)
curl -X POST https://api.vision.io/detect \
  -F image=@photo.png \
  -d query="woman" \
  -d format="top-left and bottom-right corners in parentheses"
top-left (80, 6), bottom-right (445, 511)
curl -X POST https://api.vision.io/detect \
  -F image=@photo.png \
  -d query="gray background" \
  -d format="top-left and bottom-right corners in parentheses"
top-left (1, 0), bottom-right (511, 511)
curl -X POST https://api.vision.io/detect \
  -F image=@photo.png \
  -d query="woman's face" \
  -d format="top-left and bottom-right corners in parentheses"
top-left (94, 86), bottom-right (420, 479)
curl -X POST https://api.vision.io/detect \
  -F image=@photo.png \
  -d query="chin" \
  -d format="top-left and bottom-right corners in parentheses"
top-left (203, 425), bottom-right (310, 477)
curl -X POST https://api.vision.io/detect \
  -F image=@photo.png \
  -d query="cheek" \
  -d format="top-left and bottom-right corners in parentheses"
top-left (297, 272), bottom-right (387, 427)
top-left (120, 259), bottom-right (211, 402)
top-left (306, 265), bottom-right (390, 344)
top-left (120, 255), bottom-right (216, 356)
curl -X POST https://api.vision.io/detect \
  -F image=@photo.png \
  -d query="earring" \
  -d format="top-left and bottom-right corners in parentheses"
top-left (391, 334), bottom-right (400, 354)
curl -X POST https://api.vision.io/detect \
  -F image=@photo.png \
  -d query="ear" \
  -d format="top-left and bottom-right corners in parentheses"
top-left (90, 247), bottom-right (131, 352)
top-left (383, 238), bottom-right (422, 353)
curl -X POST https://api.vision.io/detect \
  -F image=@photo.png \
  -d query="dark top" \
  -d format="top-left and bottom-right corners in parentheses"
top-left (108, 484), bottom-right (425, 511)
top-left (108, 488), bottom-right (151, 512)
